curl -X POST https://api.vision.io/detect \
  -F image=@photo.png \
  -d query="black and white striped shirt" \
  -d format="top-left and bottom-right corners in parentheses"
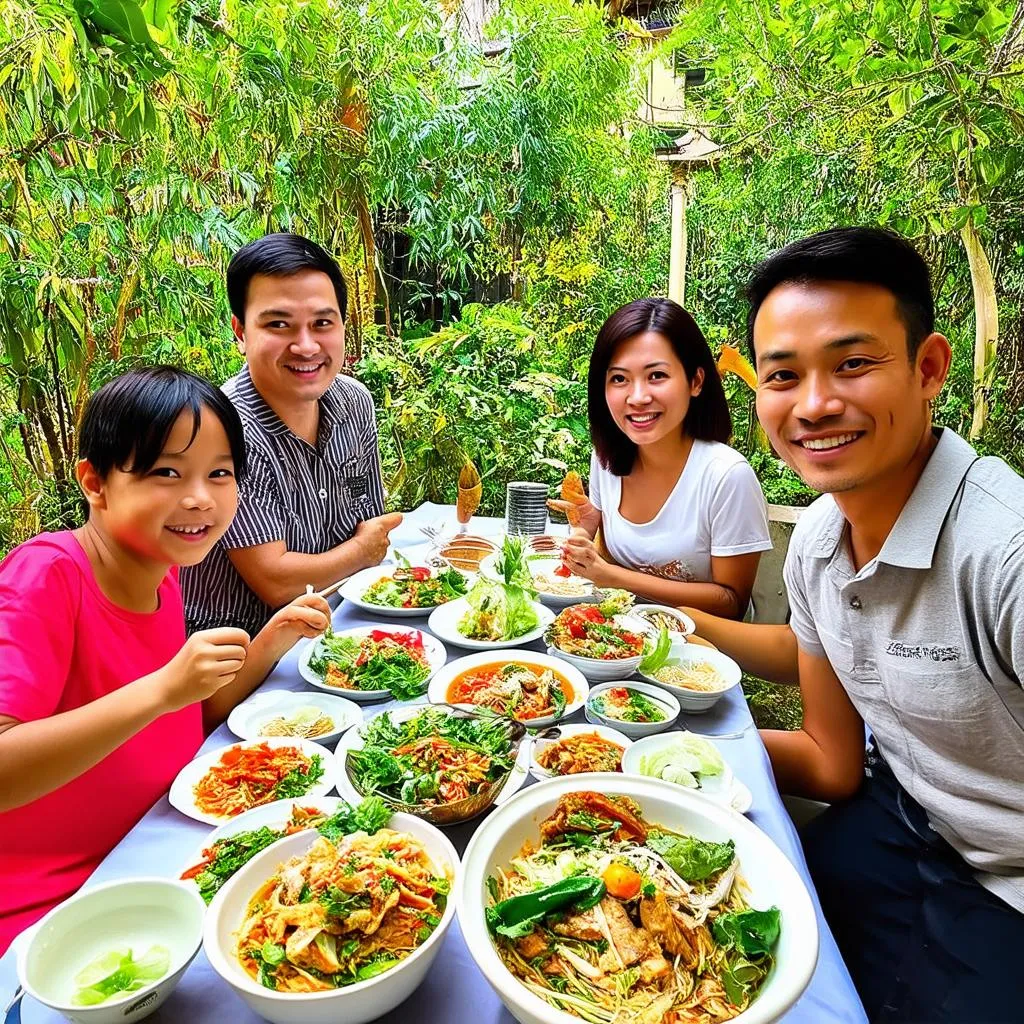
top-left (181, 365), bottom-right (385, 636)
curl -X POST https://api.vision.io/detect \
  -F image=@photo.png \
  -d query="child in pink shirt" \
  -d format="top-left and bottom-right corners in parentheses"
top-left (0, 367), bottom-right (330, 952)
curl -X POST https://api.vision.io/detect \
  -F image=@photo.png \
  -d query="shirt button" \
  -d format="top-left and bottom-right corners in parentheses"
top-left (318, 488), bottom-right (327, 499)
top-left (849, 595), bottom-right (862, 610)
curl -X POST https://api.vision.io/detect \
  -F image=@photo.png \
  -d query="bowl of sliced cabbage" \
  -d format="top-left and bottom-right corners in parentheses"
top-left (622, 732), bottom-right (752, 813)
top-left (458, 775), bottom-right (817, 1024)
top-left (16, 878), bottom-right (204, 1024)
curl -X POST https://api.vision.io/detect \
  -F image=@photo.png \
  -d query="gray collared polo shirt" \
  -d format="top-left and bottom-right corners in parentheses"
top-left (784, 427), bottom-right (1024, 913)
top-left (182, 366), bottom-right (385, 636)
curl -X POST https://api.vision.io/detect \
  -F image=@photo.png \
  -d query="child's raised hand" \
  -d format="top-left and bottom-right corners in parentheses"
top-left (157, 628), bottom-right (250, 710)
top-left (257, 592), bottom-right (332, 661)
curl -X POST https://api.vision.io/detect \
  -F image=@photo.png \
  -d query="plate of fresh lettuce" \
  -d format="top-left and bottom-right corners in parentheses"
top-left (622, 731), bottom-right (753, 813)
top-left (428, 536), bottom-right (555, 649)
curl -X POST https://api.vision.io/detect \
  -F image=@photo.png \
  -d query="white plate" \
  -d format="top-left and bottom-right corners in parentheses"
top-left (479, 552), bottom-right (597, 608)
top-left (297, 626), bottom-right (447, 701)
top-left (340, 564), bottom-right (470, 617)
top-left (426, 597), bottom-right (555, 650)
top-left (169, 737), bottom-right (336, 825)
top-left (427, 649), bottom-right (589, 728)
top-left (179, 795), bottom-right (348, 881)
top-left (333, 705), bottom-right (531, 815)
top-left (621, 732), bottom-right (753, 814)
top-left (528, 723), bottom-right (633, 782)
top-left (226, 690), bottom-right (362, 744)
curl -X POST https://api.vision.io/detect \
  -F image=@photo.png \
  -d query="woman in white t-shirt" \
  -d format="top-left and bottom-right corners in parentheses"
top-left (552, 298), bottom-right (771, 618)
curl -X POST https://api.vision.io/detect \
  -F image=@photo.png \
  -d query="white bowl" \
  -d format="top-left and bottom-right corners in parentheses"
top-left (339, 565), bottom-right (469, 617)
top-left (638, 641), bottom-right (742, 713)
top-left (457, 774), bottom-right (818, 1024)
top-left (427, 597), bottom-right (554, 650)
top-left (227, 690), bottom-right (362, 744)
top-left (622, 732), bottom-right (753, 814)
top-left (333, 704), bottom-right (531, 816)
top-left (298, 626), bottom-right (447, 701)
top-left (203, 816), bottom-right (459, 1024)
top-left (168, 737), bottom-right (336, 825)
top-left (632, 603), bottom-right (697, 637)
top-left (584, 680), bottom-right (680, 738)
top-left (544, 644), bottom-right (642, 682)
top-left (528, 723), bottom-right (632, 781)
top-left (428, 649), bottom-right (589, 728)
top-left (16, 878), bottom-right (204, 1024)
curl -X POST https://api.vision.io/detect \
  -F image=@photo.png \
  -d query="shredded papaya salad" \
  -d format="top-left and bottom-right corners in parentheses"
top-left (546, 602), bottom-right (645, 661)
top-left (192, 742), bottom-right (325, 819)
top-left (309, 628), bottom-right (432, 701)
top-left (236, 828), bottom-right (450, 992)
top-left (348, 708), bottom-right (517, 808)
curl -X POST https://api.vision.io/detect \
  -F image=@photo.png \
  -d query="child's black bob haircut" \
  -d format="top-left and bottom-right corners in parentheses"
top-left (78, 366), bottom-right (247, 482)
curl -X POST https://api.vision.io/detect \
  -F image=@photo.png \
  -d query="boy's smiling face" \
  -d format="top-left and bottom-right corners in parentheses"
top-left (80, 405), bottom-right (239, 566)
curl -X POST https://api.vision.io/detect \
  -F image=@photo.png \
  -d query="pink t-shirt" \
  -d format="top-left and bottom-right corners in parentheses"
top-left (0, 532), bottom-right (203, 953)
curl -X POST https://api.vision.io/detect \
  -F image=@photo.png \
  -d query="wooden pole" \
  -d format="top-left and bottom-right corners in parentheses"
top-left (668, 169), bottom-right (688, 305)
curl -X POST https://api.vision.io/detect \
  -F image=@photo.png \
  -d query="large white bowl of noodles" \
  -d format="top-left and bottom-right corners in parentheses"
top-left (457, 774), bottom-right (818, 1024)
top-left (203, 813), bottom-right (459, 1024)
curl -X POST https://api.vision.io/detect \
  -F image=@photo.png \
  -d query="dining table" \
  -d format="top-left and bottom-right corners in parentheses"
top-left (1, 502), bottom-right (867, 1024)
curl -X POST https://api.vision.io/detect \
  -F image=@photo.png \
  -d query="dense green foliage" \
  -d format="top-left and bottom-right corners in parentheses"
top-left (2, 0), bottom-right (1023, 556)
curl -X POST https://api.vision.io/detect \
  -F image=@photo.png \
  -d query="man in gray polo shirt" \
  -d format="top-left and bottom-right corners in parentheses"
top-left (686, 227), bottom-right (1024, 1022)
top-left (183, 234), bottom-right (401, 636)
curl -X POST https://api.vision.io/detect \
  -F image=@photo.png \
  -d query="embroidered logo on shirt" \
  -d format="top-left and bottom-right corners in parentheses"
top-left (885, 641), bottom-right (962, 663)
top-left (344, 474), bottom-right (369, 499)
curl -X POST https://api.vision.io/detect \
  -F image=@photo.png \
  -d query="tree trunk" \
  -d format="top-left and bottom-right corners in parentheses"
top-left (961, 223), bottom-right (998, 440)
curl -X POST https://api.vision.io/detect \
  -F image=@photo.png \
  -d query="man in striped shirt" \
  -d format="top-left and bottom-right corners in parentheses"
top-left (182, 233), bottom-right (401, 636)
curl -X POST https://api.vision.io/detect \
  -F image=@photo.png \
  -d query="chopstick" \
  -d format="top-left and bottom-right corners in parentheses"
top-left (305, 576), bottom-right (350, 600)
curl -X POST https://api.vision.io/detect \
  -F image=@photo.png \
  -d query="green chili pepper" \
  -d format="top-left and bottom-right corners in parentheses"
top-left (484, 875), bottom-right (606, 939)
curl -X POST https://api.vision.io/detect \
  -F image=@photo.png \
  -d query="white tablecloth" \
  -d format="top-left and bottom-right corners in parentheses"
top-left (1, 503), bottom-right (866, 1024)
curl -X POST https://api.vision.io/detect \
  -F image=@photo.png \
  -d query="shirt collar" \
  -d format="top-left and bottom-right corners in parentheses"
top-left (232, 365), bottom-right (349, 440)
top-left (876, 428), bottom-right (978, 569)
top-left (806, 428), bottom-right (978, 568)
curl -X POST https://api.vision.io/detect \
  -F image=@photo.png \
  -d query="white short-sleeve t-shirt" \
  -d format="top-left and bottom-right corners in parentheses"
top-left (588, 442), bottom-right (772, 583)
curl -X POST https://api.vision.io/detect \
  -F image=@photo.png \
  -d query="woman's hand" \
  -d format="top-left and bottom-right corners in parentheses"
top-left (547, 496), bottom-right (601, 537)
top-left (562, 532), bottom-right (614, 587)
top-left (255, 592), bottom-right (331, 661)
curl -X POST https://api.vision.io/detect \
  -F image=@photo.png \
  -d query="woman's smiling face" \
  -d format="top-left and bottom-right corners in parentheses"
top-left (604, 331), bottom-right (703, 448)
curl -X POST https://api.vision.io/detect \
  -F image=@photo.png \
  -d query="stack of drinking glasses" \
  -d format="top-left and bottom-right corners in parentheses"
top-left (504, 482), bottom-right (549, 536)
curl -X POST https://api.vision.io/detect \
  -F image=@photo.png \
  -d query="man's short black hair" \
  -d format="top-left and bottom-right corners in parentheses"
top-left (745, 227), bottom-right (935, 360)
top-left (589, 297), bottom-right (733, 476)
top-left (79, 366), bottom-right (247, 481)
top-left (227, 232), bottom-right (348, 323)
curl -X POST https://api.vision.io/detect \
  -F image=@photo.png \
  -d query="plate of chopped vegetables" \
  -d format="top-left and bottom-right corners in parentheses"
top-left (528, 723), bottom-right (632, 780)
top-left (335, 705), bottom-right (531, 826)
top-left (341, 562), bottom-right (470, 616)
top-left (298, 625), bottom-right (447, 701)
top-left (179, 795), bottom-right (392, 904)
top-left (168, 737), bottom-right (336, 825)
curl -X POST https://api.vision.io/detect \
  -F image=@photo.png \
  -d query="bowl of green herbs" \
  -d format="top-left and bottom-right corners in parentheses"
top-left (335, 706), bottom-right (531, 826)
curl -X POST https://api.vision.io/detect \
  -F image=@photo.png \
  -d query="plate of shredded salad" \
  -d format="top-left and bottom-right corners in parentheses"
top-left (168, 737), bottom-right (336, 825)
top-left (340, 563), bottom-right (470, 616)
top-left (298, 625), bottom-right (447, 701)
top-left (179, 795), bottom-right (393, 903)
top-left (334, 705), bottom-right (531, 825)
